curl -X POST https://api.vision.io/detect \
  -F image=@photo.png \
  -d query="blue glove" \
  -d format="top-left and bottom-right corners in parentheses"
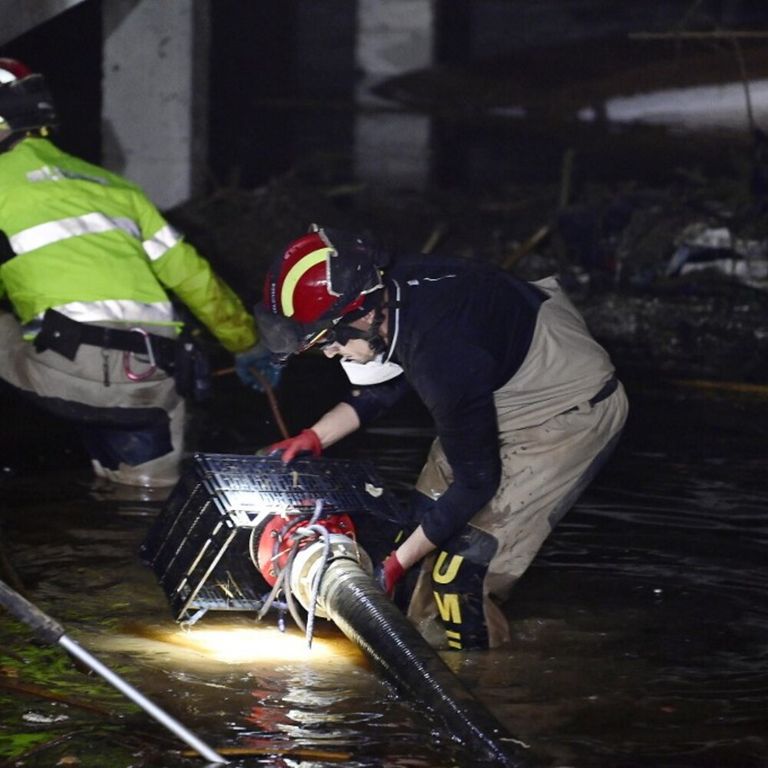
top-left (235, 342), bottom-right (284, 392)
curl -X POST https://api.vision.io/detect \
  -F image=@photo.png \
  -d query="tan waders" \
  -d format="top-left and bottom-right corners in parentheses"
top-left (406, 278), bottom-right (630, 649)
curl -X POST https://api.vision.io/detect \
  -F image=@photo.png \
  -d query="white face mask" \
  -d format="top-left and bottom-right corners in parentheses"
top-left (340, 354), bottom-right (403, 385)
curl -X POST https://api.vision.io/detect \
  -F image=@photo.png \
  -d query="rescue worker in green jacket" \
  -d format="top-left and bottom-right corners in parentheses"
top-left (0, 58), bottom-right (281, 490)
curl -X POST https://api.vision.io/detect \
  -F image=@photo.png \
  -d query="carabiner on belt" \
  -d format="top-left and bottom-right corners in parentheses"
top-left (123, 327), bottom-right (157, 381)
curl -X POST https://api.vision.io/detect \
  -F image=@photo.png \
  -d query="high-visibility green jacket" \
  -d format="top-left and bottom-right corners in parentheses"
top-left (0, 137), bottom-right (256, 353)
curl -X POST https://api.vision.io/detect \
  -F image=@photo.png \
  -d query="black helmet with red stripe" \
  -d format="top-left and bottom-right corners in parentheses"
top-left (0, 58), bottom-right (58, 146)
top-left (256, 225), bottom-right (387, 358)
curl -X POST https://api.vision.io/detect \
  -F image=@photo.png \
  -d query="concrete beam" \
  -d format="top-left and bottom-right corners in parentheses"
top-left (0, 0), bottom-right (85, 46)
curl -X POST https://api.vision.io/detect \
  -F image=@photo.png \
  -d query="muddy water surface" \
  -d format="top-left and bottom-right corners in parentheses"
top-left (1, 367), bottom-right (767, 768)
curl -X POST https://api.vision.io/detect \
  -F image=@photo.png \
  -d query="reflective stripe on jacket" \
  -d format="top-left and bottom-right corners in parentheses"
top-left (0, 138), bottom-right (256, 353)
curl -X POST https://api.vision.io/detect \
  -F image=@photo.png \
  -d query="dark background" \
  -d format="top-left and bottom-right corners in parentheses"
top-left (2, 0), bottom-right (767, 191)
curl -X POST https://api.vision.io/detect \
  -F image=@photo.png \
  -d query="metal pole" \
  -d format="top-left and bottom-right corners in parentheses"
top-left (57, 635), bottom-right (226, 764)
top-left (0, 579), bottom-right (227, 764)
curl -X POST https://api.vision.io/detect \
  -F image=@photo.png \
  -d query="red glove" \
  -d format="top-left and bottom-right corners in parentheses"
top-left (376, 551), bottom-right (406, 598)
top-left (268, 429), bottom-right (322, 463)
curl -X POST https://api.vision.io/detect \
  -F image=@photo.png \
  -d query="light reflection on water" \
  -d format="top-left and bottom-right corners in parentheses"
top-left (1, 383), bottom-right (767, 767)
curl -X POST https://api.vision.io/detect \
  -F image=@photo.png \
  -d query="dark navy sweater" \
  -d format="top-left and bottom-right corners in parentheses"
top-left (342, 254), bottom-right (546, 546)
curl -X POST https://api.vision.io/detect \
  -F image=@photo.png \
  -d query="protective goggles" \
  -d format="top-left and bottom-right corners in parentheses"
top-left (303, 323), bottom-right (369, 351)
top-left (255, 305), bottom-right (367, 358)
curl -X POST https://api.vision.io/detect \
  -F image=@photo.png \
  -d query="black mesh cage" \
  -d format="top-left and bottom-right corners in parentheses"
top-left (141, 453), bottom-right (403, 622)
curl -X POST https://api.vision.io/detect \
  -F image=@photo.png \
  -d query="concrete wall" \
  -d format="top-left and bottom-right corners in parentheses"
top-left (101, 0), bottom-right (209, 210)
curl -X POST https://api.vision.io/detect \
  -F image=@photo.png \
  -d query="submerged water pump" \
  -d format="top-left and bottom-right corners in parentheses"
top-left (248, 497), bottom-right (375, 639)
top-left (140, 453), bottom-right (398, 625)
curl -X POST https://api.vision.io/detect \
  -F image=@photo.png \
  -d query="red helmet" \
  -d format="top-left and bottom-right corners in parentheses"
top-left (0, 57), bottom-right (58, 139)
top-left (256, 225), bottom-right (385, 357)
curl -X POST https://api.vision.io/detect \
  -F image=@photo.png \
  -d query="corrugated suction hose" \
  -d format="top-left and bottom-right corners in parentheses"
top-left (317, 556), bottom-right (527, 767)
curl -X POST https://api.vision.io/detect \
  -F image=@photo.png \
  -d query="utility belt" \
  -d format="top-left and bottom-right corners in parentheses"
top-left (33, 308), bottom-right (211, 401)
top-left (563, 376), bottom-right (618, 414)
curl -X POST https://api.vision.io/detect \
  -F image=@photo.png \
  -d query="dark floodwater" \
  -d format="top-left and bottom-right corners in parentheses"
top-left (1, 363), bottom-right (766, 768)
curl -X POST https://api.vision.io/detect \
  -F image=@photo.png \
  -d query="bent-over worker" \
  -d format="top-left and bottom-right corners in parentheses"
top-left (256, 224), bottom-right (628, 649)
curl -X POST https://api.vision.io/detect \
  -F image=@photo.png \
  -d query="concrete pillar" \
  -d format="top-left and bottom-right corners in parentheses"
top-left (354, 0), bottom-right (434, 191)
top-left (101, 0), bottom-right (209, 210)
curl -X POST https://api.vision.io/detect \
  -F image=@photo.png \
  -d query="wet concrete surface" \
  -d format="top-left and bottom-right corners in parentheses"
top-left (1, 362), bottom-right (767, 767)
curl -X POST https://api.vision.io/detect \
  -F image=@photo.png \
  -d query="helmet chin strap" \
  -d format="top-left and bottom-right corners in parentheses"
top-left (334, 305), bottom-right (387, 355)
top-left (365, 308), bottom-right (387, 355)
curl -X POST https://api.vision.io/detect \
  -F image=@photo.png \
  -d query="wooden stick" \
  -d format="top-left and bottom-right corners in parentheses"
top-left (421, 222), bottom-right (448, 255)
top-left (501, 146), bottom-right (572, 270)
top-left (213, 366), bottom-right (290, 440)
top-left (501, 224), bottom-right (551, 270)
top-left (668, 378), bottom-right (768, 397)
top-left (0, 676), bottom-right (113, 715)
top-left (182, 745), bottom-right (354, 761)
top-left (559, 148), bottom-right (575, 211)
